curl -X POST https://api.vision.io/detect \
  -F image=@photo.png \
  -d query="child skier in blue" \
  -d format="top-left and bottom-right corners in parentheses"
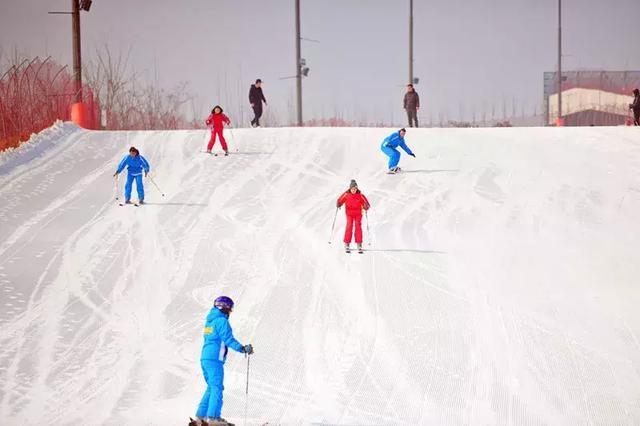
top-left (113, 146), bottom-right (150, 204)
top-left (380, 128), bottom-right (415, 173)
top-left (191, 296), bottom-right (254, 426)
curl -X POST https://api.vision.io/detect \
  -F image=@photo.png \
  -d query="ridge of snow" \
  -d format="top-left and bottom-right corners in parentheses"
top-left (0, 120), bottom-right (81, 178)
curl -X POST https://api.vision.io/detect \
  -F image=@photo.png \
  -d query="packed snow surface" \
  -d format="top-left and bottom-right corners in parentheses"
top-left (1, 125), bottom-right (639, 425)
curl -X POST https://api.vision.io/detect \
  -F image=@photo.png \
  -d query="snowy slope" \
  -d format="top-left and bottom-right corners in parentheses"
top-left (1, 124), bottom-right (640, 425)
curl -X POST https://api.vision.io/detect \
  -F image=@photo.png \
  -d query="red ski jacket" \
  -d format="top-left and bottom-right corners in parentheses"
top-left (206, 113), bottom-right (231, 129)
top-left (337, 190), bottom-right (370, 217)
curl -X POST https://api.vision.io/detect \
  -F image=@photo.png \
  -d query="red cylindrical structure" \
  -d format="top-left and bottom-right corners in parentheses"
top-left (70, 102), bottom-right (91, 128)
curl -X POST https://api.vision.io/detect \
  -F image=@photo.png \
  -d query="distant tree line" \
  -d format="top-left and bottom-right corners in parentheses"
top-left (0, 46), bottom-right (196, 151)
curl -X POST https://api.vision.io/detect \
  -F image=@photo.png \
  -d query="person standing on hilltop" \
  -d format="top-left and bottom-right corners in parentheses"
top-left (404, 84), bottom-right (420, 128)
top-left (249, 79), bottom-right (267, 128)
top-left (630, 88), bottom-right (640, 126)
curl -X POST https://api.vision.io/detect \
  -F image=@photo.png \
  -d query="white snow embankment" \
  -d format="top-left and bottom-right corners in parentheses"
top-left (0, 121), bottom-right (82, 178)
top-left (0, 125), bottom-right (639, 425)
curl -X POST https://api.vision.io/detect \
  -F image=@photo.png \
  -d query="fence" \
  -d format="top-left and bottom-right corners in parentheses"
top-left (0, 56), bottom-right (99, 151)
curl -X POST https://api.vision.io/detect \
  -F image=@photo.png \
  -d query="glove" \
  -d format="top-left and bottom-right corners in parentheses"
top-left (410, 153), bottom-right (416, 158)
top-left (243, 344), bottom-right (254, 355)
top-left (113, 172), bottom-right (118, 177)
top-left (144, 171), bottom-right (148, 177)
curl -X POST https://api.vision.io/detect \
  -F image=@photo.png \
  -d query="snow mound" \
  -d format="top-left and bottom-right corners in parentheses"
top-left (0, 126), bottom-right (639, 425)
top-left (0, 120), bottom-right (81, 178)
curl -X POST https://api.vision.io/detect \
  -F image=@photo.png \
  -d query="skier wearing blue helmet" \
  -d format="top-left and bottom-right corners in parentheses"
top-left (191, 296), bottom-right (253, 426)
top-left (380, 128), bottom-right (415, 174)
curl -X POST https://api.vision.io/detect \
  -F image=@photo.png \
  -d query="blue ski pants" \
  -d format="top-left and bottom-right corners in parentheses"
top-left (124, 174), bottom-right (144, 201)
top-left (381, 145), bottom-right (401, 169)
top-left (196, 359), bottom-right (225, 419)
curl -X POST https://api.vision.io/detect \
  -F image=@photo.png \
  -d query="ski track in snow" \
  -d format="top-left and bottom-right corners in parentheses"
top-left (0, 125), bottom-right (640, 425)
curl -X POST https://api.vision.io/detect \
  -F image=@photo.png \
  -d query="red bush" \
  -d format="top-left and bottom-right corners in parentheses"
top-left (0, 56), bottom-right (99, 150)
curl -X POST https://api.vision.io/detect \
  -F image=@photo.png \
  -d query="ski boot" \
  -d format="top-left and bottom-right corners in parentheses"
top-left (224, 150), bottom-right (229, 156)
top-left (138, 199), bottom-right (144, 205)
top-left (124, 199), bottom-right (132, 204)
top-left (206, 150), bottom-right (212, 154)
top-left (357, 243), bottom-right (363, 254)
top-left (188, 418), bottom-right (206, 426)
top-left (344, 243), bottom-right (351, 253)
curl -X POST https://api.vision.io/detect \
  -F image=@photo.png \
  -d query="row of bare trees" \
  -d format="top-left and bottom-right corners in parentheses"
top-left (0, 46), bottom-right (197, 151)
top-left (0, 48), bottom-right (100, 150)
top-left (83, 45), bottom-right (196, 130)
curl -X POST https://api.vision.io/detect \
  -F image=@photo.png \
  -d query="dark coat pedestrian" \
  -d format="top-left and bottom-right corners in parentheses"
top-left (249, 79), bottom-right (267, 127)
top-left (404, 84), bottom-right (420, 128)
top-left (630, 89), bottom-right (640, 126)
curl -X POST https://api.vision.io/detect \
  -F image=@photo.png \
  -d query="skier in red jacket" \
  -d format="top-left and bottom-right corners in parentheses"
top-left (336, 179), bottom-right (370, 253)
top-left (205, 106), bottom-right (231, 155)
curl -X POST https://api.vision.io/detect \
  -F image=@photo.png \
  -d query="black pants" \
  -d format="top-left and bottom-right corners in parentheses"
top-left (251, 105), bottom-right (263, 127)
top-left (406, 109), bottom-right (418, 128)
top-left (634, 110), bottom-right (640, 126)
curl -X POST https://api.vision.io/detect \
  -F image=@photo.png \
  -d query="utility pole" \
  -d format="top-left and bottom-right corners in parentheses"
top-left (557, 0), bottom-right (562, 124)
top-left (72, 0), bottom-right (82, 102)
top-left (295, 0), bottom-right (303, 126)
top-left (49, 0), bottom-right (91, 127)
top-left (409, 0), bottom-right (414, 85)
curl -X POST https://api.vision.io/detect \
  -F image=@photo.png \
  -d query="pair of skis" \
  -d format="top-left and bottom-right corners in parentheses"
top-left (329, 208), bottom-right (368, 254)
top-left (345, 245), bottom-right (364, 254)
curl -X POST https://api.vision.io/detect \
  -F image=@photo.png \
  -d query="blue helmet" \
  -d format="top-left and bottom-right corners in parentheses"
top-left (214, 296), bottom-right (234, 311)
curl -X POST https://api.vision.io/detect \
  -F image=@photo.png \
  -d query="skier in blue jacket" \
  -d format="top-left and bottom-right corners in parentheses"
top-left (113, 147), bottom-right (150, 204)
top-left (380, 128), bottom-right (415, 173)
top-left (192, 296), bottom-right (253, 426)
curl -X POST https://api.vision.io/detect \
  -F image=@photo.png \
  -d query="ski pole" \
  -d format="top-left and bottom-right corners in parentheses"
top-left (114, 174), bottom-right (120, 201)
top-left (328, 207), bottom-right (339, 244)
top-left (147, 174), bottom-right (165, 197)
top-left (365, 210), bottom-right (371, 246)
top-left (244, 354), bottom-right (250, 426)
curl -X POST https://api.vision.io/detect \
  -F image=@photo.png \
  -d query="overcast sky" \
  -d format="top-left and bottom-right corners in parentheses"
top-left (1, 0), bottom-right (639, 126)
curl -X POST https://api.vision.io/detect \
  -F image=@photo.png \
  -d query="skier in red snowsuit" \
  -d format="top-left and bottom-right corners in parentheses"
top-left (336, 179), bottom-right (370, 252)
top-left (205, 106), bottom-right (231, 155)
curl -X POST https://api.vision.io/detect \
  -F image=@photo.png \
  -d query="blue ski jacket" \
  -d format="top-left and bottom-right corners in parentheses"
top-left (116, 155), bottom-right (150, 176)
top-left (201, 307), bottom-right (244, 362)
top-left (381, 131), bottom-right (414, 156)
